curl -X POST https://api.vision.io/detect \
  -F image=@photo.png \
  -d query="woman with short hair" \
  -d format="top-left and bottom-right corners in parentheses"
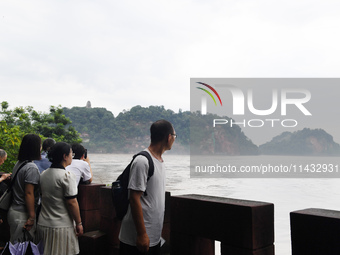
top-left (36, 142), bottom-right (83, 255)
top-left (7, 134), bottom-right (41, 243)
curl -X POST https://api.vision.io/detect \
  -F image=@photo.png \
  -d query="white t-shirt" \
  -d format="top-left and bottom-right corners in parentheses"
top-left (65, 159), bottom-right (91, 185)
top-left (119, 149), bottom-right (166, 247)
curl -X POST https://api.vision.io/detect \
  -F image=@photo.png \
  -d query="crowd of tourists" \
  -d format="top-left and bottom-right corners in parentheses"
top-left (0, 119), bottom-right (176, 255)
top-left (0, 134), bottom-right (93, 255)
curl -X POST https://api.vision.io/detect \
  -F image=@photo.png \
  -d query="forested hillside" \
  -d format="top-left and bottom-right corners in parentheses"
top-left (63, 105), bottom-right (258, 154)
top-left (64, 105), bottom-right (339, 156)
top-left (1, 100), bottom-right (337, 173)
top-left (63, 105), bottom-right (190, 153)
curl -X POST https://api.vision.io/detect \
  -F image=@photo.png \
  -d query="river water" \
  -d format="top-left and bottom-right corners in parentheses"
top-left (90, 153), bottom-right (340, 255)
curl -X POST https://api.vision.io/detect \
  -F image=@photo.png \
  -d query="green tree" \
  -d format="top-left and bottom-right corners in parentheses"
top-left (0, 102), bottom-right (82, 172)
top-left (0, 121), bottom-right (24, 172)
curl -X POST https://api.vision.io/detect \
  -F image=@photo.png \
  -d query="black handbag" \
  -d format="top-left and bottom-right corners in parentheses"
top-left (0, 161), bottom-right (28, 211)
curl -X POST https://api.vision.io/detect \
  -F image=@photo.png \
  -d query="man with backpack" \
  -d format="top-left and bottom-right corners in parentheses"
top-left (118, 120), bottom-right (176, 255)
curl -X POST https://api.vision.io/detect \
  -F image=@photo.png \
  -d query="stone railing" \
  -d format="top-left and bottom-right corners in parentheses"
top-left (77, 184), bottom-right (274, 255)
top-left (2, 179), bottom-right (340, 255)
top-left (77, 184), bottom-right (171, 254)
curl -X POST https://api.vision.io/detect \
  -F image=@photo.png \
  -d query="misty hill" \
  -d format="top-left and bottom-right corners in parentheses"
top-left (63, 105), bottom-right (190, 153)
top-left (63, 105), bottom-right (259, 155)
top-left (259, 128), bottom-right (340, 156)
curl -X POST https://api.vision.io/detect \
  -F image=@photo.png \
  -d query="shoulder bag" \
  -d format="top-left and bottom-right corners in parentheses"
top-left (0, 161), bottom-right (28, 211)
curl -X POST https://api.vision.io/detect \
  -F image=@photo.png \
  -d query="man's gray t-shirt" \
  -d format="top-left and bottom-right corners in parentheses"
top-left (11, 161), bottom-right (40, 212)
top-left (119, 149), bottom-right (166, 247)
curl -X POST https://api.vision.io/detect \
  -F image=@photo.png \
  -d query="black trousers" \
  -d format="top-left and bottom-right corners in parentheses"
top-left (119, 241), bottom-right (161, 255)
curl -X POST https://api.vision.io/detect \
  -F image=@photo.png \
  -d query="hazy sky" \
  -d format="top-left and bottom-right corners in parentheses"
top-left (1, 0), bottom-right (340, 118)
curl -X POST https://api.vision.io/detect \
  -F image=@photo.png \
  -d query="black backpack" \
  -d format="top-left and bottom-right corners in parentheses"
top-left (111, 151), bottom-right (154, 221)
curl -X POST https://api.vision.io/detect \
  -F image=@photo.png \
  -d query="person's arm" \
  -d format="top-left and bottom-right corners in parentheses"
top-left (24, 183), bottom-right (36, 231)
top-left (0, 173), bottom-right (11, 182)
top-left (66, 198), bottom-right (84, 236)
top-left (84, 157), bottom-right (93, 183)
top-left (130, 189), bottom-right (149, 253)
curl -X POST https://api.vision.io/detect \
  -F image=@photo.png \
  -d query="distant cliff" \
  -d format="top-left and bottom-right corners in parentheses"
top-left (190, 113), bottom-right (259, 155)
top-left (259, 128), bottom-right (340, 156)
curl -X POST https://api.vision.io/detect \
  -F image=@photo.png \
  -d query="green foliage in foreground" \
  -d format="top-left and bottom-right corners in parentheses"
top-left (0, 101), bottom-right (82, 172)
top-left (0, 121), bottom-right (24, 172)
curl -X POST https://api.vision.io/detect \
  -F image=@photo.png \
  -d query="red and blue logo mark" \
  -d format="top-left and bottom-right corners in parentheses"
top-left (196, 82), bottom-right (223, 106)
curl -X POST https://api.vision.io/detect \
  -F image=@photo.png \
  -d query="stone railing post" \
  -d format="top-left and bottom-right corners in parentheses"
top-left (171, 194), bottom-right (274, 255)
top-left (78, 183), bottom-right (106, 232)
top-left (291, 208), bottom-right (340, 255)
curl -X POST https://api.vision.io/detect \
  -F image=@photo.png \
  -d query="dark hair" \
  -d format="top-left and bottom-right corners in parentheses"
top-left (18, 134), bottom-right (42, 161)
top-left (150, 120), bottom-right (174, 144)
top-left (71, 143), bottom-right (85, 160)
top-left (48, 142), bottom-right (71, 164)
top-left (42, 138), bottom-right (56, 152)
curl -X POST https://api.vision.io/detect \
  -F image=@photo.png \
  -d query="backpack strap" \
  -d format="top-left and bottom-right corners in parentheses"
top-left (132, 151), bottom-right (154, 180)
top-left (8, 160), bottom-right (29, 190)
top-left (132, 150), bottom-right (154, 196)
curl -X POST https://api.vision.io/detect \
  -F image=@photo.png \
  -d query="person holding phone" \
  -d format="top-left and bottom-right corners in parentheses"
top-left (0, 149), bottom-right (10, 227)
top-left (66, 144), bottom-right (92, 185)
top-left (0, 149), bottom-right (10, 192)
